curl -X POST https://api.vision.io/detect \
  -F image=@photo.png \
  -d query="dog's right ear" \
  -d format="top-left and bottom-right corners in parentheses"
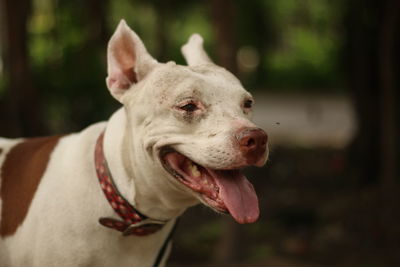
top-left (106, 20), bottom-right (157, 102)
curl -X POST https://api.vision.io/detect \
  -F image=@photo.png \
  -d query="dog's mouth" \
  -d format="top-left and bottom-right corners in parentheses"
top-left (161, 150), bottom-right (259, 224)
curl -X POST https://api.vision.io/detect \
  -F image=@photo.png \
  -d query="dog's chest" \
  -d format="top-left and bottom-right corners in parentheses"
top-left (0, 126), bottom-right (173, 267)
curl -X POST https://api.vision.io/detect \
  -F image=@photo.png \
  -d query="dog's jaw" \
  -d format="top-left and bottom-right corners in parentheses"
top-left (160, 150), bottom-right (260, 224)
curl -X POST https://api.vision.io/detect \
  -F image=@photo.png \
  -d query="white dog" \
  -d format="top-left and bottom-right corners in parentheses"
top-left (0, 20), bottom-right (268, 266)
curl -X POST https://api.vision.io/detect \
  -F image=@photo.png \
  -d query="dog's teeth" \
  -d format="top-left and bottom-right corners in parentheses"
top-left (189, 162), bottom-right (201, 177)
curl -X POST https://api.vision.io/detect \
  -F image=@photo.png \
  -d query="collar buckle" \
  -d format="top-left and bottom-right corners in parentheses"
top-left (122, 219), bottom-right (166, 236)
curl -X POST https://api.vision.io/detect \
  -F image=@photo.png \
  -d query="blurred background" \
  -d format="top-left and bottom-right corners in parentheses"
top-left (0, 0), bottom-right (399, 266)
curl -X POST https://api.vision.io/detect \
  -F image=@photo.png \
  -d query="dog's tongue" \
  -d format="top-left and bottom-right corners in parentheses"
top-left (210, 170), bottom-right (259, 224)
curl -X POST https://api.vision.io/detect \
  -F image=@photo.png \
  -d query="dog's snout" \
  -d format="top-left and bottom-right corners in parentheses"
top-left (237, 128), bottom-right (268, 151)
top-left (236, 128), bottom-right (268, 165)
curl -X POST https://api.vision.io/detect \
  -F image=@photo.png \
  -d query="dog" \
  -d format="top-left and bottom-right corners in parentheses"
top-left (0, 20), bottom-right (268, 266)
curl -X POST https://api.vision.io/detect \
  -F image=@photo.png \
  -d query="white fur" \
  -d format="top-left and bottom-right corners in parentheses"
top-left (1, 123), bottom-right (176, 266)
top-left (0, 20), bottom-right (267, 266)
top-left (181, 34), bottom-right (212, 66)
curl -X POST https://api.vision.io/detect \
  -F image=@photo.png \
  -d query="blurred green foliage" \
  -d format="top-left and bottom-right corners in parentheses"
top-left (27, 0), bottom-right (344, 86)
top-left (264, 0), bottom-right (344, 89)
top-left (1, 0), bottom-right (345, 133)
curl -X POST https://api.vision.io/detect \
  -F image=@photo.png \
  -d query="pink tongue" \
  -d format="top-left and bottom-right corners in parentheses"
top-left (210, 170), bottom-right (259, 224)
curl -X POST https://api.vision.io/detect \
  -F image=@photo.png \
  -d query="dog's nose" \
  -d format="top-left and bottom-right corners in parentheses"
top-left (236, 128), bottom-right (268, 165)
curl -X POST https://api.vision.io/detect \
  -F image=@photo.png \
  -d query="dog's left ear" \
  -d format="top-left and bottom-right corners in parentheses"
top-left (106, 20), bottom-right (157, 101)
top-left (181, 34), bottom-right (213, 66)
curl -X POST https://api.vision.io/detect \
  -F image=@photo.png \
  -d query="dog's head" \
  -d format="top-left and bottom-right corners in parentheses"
top-left (106, 20), bottom-right (268, 224)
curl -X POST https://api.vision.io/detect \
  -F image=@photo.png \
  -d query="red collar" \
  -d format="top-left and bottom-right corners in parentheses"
top-left (94, 132), bottom-right (166, 236)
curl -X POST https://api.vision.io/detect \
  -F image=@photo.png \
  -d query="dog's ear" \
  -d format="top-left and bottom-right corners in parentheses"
top-left (106, 20), bottom-right (157, 101)
top-left (181, 34), bottom-right (213, 66)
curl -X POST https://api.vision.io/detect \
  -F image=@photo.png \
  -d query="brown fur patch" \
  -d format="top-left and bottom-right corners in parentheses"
top-left (0, 148), bottom-right (3, 155)
top-left (0, 136), bottom-right (63, 237)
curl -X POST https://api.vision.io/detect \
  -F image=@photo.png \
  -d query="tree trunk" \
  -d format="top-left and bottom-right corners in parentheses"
top-left (84, 0), bottom-right (109, 48)
top-left (378, 0), bottom-right (400, 246)
top-left (208, 0), bottom-right (238, 74)
top-left (346, 0), bottom-right (400, 251)
top-left (346, 0), bottom-right (381, 186)
top-left (0, 0), bottom-right (45, 137)
top-left (0, 0), bottom-right (4, 75)
top-left (154, 0), bottom-right (170, 62)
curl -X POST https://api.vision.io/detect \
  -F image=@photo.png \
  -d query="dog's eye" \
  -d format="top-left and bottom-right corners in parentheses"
top-left (244, 99), bottom-right (253, 109)
top-left (180, 103), bottom-right (199, 112)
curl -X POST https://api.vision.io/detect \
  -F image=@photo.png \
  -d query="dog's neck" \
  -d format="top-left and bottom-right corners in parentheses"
top-left (102, 108), bottom-right (198, 221)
